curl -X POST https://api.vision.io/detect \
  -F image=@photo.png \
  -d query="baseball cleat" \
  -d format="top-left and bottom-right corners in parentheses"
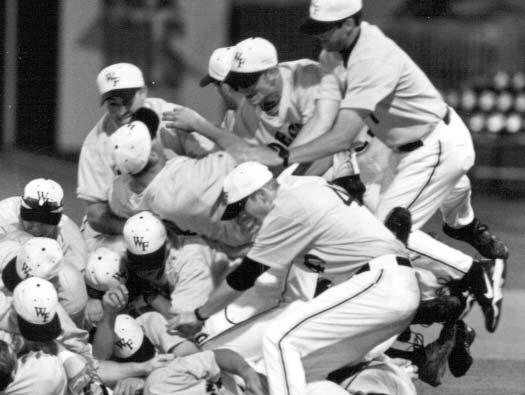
top-left (412, 324), bottom-right (457, 387)
top-left (469, 258), bottom-right (506, 333)
top-left (448, 320), bottom-right (476, 377)
top-left (443, 219), bottom-right (509, 259)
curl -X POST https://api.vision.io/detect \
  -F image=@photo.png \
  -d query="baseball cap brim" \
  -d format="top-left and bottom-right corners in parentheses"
top-left (100, 88), bottom-right (140, 105)
top-left (221, 197), bottom-right (248, 221)
top-left (199, 74), bottom-right (219, 87)
top-left (299, 18), bottom-right (342, 35)
top-left (1, 258), bottom-right (23, 293)
top-left (225, 71), bottom-right (263, 91)
top-left (17, 312), bottom-right (62, 342)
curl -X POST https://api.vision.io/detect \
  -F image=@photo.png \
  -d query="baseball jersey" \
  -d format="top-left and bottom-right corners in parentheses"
top-left (232, 59), bottom-right (340, 150)
top-left (77, 97), bottom-right (215, 204)
top-left (247, 176), bottom-right (407, 278)
top-left (4, 351), bottom-right (68, 395)
top-left (319, 21), bottom-right (448, 148)
top-left (0, 197), bottom-right (88, 272)
top-left (136, 311), bottom-right (187, 353)
top-left (110, 151), bottom-right (254, 247)
top-left (144, 350), bottom-right (239, 395)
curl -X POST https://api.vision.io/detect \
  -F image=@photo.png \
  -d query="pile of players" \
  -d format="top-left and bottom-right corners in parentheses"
top-left (0, 0), bottom-right (510, 394)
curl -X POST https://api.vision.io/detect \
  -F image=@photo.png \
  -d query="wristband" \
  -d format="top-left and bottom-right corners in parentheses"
top-left (194, 307), bottom-right (208, 322)
top-left (278, 147), bottom-right (290, 168)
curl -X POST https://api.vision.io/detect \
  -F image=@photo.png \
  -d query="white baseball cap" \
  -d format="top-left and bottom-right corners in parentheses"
top-left (231, 37), bottom-right (277, 74)
top-left (200, 46), bottom-right (235, 87)
top-left (110, 120), bottom-right (152, 175)
top-left (84, 247), bottom-right (127, 295)
top-left (97, 63), bottom-right (145, 104)
top-left (2, 237), bottom-right (63, 292)
top-left (300, 0), bottom-right (362, 35)
top-left (113, 314), bottom-right (155, 362)
top-left (221, 161), bottom-right (273, 220)
top-left (13, 277), bottom-right (62, 342)
top-left (123, 211), bottom-right (167, 267)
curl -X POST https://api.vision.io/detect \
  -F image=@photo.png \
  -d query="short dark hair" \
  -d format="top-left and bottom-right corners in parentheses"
top-left (0, 341), bottom-right (17, 391)
top-left (225, 71), bottom-right (264, 91)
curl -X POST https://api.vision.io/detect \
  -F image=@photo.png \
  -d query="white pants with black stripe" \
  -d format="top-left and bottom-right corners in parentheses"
top-left (374, 108), bottom-right (476, 284)
top-left (262, 255), bottom-right (420, 395)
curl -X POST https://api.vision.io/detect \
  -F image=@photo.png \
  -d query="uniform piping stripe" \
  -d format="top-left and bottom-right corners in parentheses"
top-left (407, 246), bottom-right (468, 274)
top-left (277, 270), bottom-right (384, 395)
top-left (406, 140), bottom-right (442, 210)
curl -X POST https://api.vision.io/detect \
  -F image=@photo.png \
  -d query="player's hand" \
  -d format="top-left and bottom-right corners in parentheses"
top-left (143, 353), bottom-right (175, 374)
top-left (102, 284), bottom-right (129, 314)
top-left (113, 377), bottom-right (145, 395)
top-left (85, 298), bottom-right (104, 324)
top-left (166, 312), bottom-right (204, 337)
top-left (162, 105), bottom-right (205, 131)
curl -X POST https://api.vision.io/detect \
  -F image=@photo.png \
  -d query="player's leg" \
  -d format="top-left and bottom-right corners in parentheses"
top-left (440, 175), bottom-right (509, 259)
top-left (262, 260), bottom-right (419, 395)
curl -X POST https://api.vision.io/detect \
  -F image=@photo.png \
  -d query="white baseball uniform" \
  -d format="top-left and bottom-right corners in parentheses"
top-left (232, 59), bottom-right (339, 150)
top-left (319, 21), bottom-right (476, 281)
top-left (0, 196), bottom-right (88, 272)
top-left (238, 175), bottom-right (419, 395)
top-left (134, 312), bottom-right (188, 353)
top-left (4, 351), bottom-right (68, 395)
top-left (77, 97), bottom-right (215, 252)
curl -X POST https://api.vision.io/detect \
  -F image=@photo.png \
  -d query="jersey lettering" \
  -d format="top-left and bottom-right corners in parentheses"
top-left (34, 307), bottom-right (50, 322)
top-left (115, 338), bottom-right (134, 351)
top-left (194, 332), bottom-right (209, 345)
top-left (303, 253), bottom-right (326, 273)
top-left (327, 184), bottom-right (353, 206)
top-left (132, 236), bottom-right (149, 252)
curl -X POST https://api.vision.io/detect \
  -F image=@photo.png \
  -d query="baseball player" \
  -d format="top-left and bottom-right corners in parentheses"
top-left (83, 247), bottom-right (128, 326)
top-left (121, 211), bottom-right (222, 318)
top-left (109, 122), bottom-right (319, 350)
top-left (0, 237), bottom-right (87, 326)
top-left (168, 162), bottom-right (420, 395)
top-left (0, 178), bottom-right (87, 272)
top-left (78, 62), bottom-right (215, 253)
top-left (241, 0), bottom-right (508, 334)
top-left (0, 339), bottom-right (69, 395)
top-left (199, 46), bottom-right (244, 132)
top-left (163, 37), bottom-right (347, 180)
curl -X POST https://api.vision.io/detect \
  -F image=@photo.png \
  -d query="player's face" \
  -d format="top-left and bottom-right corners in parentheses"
top-left (22, 220), bottom-right (59, 239)
top-left (315, 23), bottom-right (352, 51)
top-left (244, 191), bottom-right (273, 221)
top-left (215, 82), bottom-right (242, 111)
top-left (236, 73), bottom-right (275, 106)
top-left (105, 89), bottom-right (146, 127)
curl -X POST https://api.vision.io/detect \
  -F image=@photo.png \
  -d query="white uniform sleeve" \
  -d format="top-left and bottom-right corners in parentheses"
top-left (144, 351), bottom-right (221, 395)
top-left (77, 134), bottom-right (114, 203)
top-left (57, 215), bottom-right (88, 272)
top-left (340, 55), bottom-right (402, 113)
top-left (165, 246), bottom-right (215, 315)
top-left (136, 312), bottom-right (187, 353)
top-left (247, 201), bottom-right (315, 269)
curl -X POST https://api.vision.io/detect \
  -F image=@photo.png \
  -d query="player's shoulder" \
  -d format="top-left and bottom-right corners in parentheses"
top-left (280, 59), bottom-right (322, 88)
top-left (82, 115), bottom-right (109, 147)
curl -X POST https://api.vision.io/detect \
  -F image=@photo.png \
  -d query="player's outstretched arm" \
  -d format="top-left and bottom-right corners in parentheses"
top-left (85, 201), bottom-right (126, 235)
top-left (213, 349), bottom-right (266, 395)
top-left (289, 107), bottom-right (369, 164)
top-left (290, 98), bottom-right (340, 148)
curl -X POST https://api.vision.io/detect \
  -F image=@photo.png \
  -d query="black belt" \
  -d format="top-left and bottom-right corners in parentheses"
top-left (355, 256), bottom-right (411, 275)
top-left (396, 107), bottom-right (451, 153)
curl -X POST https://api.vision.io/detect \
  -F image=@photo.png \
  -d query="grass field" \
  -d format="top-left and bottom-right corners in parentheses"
top-left (1, 149), bottom-right (524, 394)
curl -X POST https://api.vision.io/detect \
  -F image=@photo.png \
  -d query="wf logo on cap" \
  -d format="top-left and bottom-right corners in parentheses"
top-left (115, 338), bottom-right (134, 351)
top-left (34, 306), bottom-right (50, 322)
top-left (21, 262), bottom-right (32, 278)
top-left (105, 72), bottom-right (120, 87)
top-left (132, 236), bottom-right (149, 252)
top-left (234, 52), bottom-right (246, 68)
